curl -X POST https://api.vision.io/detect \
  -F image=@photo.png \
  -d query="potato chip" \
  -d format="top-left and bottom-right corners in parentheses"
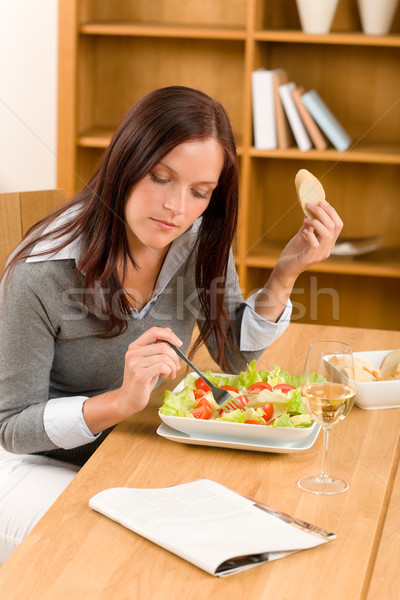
top-left (380, 349), bottom-right (400, 376)
top-left (295, 169), bottom-right (325, 218)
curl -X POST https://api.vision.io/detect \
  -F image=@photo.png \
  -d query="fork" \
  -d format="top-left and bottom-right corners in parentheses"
top-left (165, 341), bottom-right (241, 411)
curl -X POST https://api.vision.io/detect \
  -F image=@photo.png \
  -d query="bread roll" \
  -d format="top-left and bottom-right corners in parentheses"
top-left (295, 169), bottom-right (325, 218)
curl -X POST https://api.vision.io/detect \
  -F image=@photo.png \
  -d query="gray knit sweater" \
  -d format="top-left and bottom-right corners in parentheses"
top-left (0, 251), bottom-right (272, 465)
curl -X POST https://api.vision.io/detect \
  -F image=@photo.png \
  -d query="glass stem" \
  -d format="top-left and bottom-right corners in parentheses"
top-left (321, 427), bottom-right (330, 479)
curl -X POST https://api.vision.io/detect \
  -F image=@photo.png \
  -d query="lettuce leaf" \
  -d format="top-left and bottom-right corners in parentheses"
top-left (182, 373), bottom-right (198, 390)
top-left (231, 360), bottom-right (262, 390)
top-left (202, 371), bottom-right (233, 388)
top-left (270, 412), bottom-right (313, 428)
top-left (269, 413), bottom-right (293, 428)
top-left (159, 389), bottom-right (196, 417)
top-left (290, 414), bottom-right (313, 428)
top-left (244, 407), bottom-right (267, 424)
top-left (277, 370), bottom-right (303, 388)
top-left (256, 365), bottom-right (295, 387)
top-left (306, 372), bottom-right (326, 384)
top-left (258, 365), bottom-right (325, 388)
top-left (258, 365), bottom-right (285, 387)
top-left (286, 389), bottom-right (307, 415)
top-left (216, 409), bottom-right (247, 423)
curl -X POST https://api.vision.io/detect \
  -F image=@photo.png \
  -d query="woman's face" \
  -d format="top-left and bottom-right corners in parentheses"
top-left (124, 138), bottom-right (225, 252)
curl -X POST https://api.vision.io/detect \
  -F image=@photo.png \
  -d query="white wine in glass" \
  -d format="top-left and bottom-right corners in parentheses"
top-left (298, 340), bottom-right (356, 495)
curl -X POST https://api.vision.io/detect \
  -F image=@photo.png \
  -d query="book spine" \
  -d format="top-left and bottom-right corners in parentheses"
top-left (272, 69), bottom-right (293, 149)
top-left (251, 69), bottom-right (277, 149)
top-left (291, 87), bottom-right (327, 151)
top-left (301, 90), bottom-right (352, 152)
top-left (278, 82), bottom-right (312, 152)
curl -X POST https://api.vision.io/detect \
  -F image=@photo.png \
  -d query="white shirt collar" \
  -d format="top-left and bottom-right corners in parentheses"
top-left (26, 205), bottom-right (83, 263)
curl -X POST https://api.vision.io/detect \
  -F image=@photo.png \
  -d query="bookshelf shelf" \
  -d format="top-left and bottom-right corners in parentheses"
top-left (254, 30), bottom-right (400, 48)
top-left (249, 142), bottom-right (400, 165)
top-left (58, 0), bottom-right (400, 330)
top-left (79, 22), bottom-right (247, 40)
top-left (77, 128), bottom-right (244, 157)
top-left (243, 241), bottom-right (400, 279)
top-left (77, 128), bottom-right (115, 148)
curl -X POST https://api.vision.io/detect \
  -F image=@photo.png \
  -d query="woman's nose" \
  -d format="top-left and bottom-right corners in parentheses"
top-left (163, 188), bottom-right (185, 215)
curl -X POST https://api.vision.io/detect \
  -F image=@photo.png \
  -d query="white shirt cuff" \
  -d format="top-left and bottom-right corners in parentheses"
top-left (43, 396), bottom-right (102, 449)
top-left (240, 292), bottom-right (292, 352)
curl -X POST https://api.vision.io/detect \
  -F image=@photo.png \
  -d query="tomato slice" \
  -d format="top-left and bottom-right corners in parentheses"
top-left (196, 397), bottom-right (211, 408)
top-left (191, 397), bottom-right (212, 419)
top-left (235, 394), bottom-right (249, 407)
top-left (244, 419), bottom-right (265, 425)
top-left (220, 385), bottom-right (239, 393)
top-left (191, 407), bottom-right (210, 419)
top-left (260, 403), bottom-right (274, 422)
top-left (273, 383), bottom-right (296, 394)
top-left (193, 388), bottom-right (206, 399)
top-left (247, 382), bottom-right (272, 394)
top-left (195, 378), bottom-right (211, 392)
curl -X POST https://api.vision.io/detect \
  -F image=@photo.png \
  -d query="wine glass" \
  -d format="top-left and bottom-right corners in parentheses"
top-left (298, 340), bottom-right (356, 495)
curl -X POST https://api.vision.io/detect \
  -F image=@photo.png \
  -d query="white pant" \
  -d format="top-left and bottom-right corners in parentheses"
top-left (0, 447), bottom-right (79, 565)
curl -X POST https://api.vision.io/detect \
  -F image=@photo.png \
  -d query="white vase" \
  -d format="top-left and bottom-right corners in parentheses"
top-left (357, 0), bottom-right (399, 35)
top-left (295, 0), bottom-right (339, 34)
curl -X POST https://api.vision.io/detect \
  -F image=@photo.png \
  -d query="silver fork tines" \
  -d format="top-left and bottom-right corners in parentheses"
top-left (165, 341), bottom-right (241, 412)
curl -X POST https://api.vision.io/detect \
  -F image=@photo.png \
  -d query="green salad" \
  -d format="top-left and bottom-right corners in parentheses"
top-left (160, 361), bottom-right (324, 428)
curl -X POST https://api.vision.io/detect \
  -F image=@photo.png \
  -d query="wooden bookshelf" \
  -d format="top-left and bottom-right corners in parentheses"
top-left (57, 0), bottom-right (400, 330)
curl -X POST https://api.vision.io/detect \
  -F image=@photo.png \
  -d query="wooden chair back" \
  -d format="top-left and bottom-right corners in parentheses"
top-left (0, 189), bottom-right (66, 272)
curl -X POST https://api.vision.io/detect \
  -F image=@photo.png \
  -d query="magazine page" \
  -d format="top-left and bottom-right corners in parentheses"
top-left (89, 479), bottom-right (335, 577)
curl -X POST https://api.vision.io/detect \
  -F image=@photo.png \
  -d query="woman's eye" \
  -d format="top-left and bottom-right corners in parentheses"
top-left (150, 172), bottom-right (169, 184)
top-left (192, 189), bottom-right (208, 200)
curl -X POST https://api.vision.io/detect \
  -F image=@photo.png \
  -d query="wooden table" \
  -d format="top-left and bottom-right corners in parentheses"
top-left (1, 323), bottom-right (399, 600)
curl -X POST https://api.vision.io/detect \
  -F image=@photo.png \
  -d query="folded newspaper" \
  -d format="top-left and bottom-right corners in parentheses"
top-left (89, 478), bottom-right (335, 577)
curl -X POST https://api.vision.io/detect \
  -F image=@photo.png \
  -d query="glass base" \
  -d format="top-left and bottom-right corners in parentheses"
top-left (298, 473), bottom-right (349, 495)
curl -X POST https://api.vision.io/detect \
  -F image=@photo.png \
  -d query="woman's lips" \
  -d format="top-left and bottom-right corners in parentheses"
top-left (150, 218), bottom-right (178, 231)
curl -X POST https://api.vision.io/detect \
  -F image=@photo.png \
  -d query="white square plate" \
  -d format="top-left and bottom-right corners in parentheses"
top-left (157, 422), bottom-right (321, 454)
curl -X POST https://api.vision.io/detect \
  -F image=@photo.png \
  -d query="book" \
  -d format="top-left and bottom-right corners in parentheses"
top-left (89, 478), bottom-right (335, 577)
top-left (291, 86), bottom-right (327, 151)
top-left (278, 82), bottom-right (313, 152)
top-left (301, 89), bottom-right (352, 152)
top-left (251, 68), bottom-right (278, 149)
top-left (272, 69), bottom-right (294, 149)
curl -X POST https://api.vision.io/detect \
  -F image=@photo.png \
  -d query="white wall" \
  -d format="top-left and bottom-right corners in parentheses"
top-left (0, 0), bottom-right (58, 193)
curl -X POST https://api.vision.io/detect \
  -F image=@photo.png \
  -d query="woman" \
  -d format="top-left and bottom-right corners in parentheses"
top-left (0, 86), bottom-right (342, 562)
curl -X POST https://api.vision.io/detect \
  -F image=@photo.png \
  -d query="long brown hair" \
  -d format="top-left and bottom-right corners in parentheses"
top-left (4, 86), bottom-right (239, 364)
